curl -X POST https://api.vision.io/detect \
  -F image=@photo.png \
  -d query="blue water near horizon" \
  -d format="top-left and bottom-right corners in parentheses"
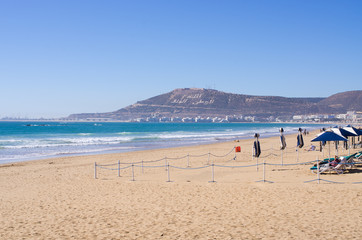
top-left (0, 121), bottom-right (328, 164)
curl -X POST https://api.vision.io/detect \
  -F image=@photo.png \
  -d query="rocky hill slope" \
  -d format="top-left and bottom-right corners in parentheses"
top-left (68, 88), bottom-right (362, 121)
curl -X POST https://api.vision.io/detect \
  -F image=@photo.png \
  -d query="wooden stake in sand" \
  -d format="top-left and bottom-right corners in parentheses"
top-left (94, 162), bottom-right (97, 179)
top-left (209, 163), bottom-right (216, 183)
top-left (256, 159), bottom-right (273, 183)
top-left (118, 160), bottom-right (120, 177)
top-left (166, 162), bottom-right (172, 182)
top-left (234, 146), bottom-right (237, 160)
top-left (297, 147), bottom-right (299, 162)
top-left (131, 164), bottom-right (135, 181)
top-left (305, 157), bottom-right (325, 184)
top-left (317, 160), bottom-right (320, 184)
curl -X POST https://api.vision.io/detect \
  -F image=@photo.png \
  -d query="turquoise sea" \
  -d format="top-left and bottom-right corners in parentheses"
top-left (0, 121), bottom-right (327, 164)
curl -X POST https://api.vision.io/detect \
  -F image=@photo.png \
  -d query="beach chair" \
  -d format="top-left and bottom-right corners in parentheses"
top-left (310, 158), bottom-right (334, 172)
top-left (344, 153), bottom-right (358, 169)
top-left (311, 159), bottom-right (344, 174)
top-left (310, 153), bottom-right (357, 174)
top-left (334, 157), bottom-right (347, 173)
top-left (353, 151), bottom-right (362, 162)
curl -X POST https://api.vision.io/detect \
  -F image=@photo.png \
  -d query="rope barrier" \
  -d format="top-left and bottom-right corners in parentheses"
top-left (170, 165), bottom-right (211, 170)
top-left (141, 158), bottom-right (167, 164)
top-left (164, 155), bottom-right (188, 160)
top-left (94, 147), bottom-right (362, 184)
top-left (250, 146), bottom-right (310, 156)
top-left (315, 179), bottom-right (345, 184)
top-left (134, 165), bottom-right (165, 169)
top-left (214, 163), bottom-right (259, 168)
top-left (97, 165), bottom-right (132, 171)
top-left (98, 157), bottom-right (167, 166)
top-left (305, 178), bottom-right (362, 184)
top-left (263, 148), bottom-right (276, 152)
top-left (96, 144), bottom-right (330, 168)
top-left (266, 160), bottom-right (317, 166)
top-left (215, 157), bottom-right (237, 164)
top-left (97, 148), bottom-right (237, 167)
top-left (259, 153), bottom-right (279, 158)
top-left (97, 162), bottom-right (119, 167)
top-left (188, 153), bottom-right (209, 158)
top-left (210, 147), bottom-right (235, 158)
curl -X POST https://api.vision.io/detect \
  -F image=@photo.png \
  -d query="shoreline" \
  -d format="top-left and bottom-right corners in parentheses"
top-left (1, 128), bottom-right (359, 178)
top-left (0, 124), bottom-right (317, 166)
top-left (0, 122), bottom-right (328, 165)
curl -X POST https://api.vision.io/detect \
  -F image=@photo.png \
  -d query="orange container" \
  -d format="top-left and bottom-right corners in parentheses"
top-left (235, 146), bottom-right (241, 152)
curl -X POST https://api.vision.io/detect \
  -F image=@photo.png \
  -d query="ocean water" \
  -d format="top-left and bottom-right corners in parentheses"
top-left (0, 121), bottom-right (326, 164)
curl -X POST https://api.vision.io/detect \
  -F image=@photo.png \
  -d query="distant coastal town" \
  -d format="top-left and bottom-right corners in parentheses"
top-left (2, 110), bottom-right (361, 124)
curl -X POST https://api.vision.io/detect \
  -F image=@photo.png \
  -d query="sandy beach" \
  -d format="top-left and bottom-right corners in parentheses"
top-left (1, 130), bottom-right (361, 239)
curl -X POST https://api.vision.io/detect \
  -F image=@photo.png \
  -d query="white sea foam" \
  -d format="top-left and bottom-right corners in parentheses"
top-left (2, 136), bottom-right (136, 149)
top-left (0, 122), bottom-right (326, 164)
top-left (0, 125), bottom-right (315, 151)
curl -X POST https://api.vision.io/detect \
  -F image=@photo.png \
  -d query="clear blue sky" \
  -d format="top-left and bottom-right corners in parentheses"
top-left (1, 0), bottom-right (361, 118)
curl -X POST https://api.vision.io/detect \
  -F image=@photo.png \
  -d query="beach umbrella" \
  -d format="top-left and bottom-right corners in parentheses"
top-left (280, 128), bottom-right (287, 150)
top-left (279, 128), bottom-right (286, 165)
top-left (253, 133), bottom-right (261, 171)
top-left (311, 130), bottom-right (347, 142)
top-left (311, 130), bottom-right (347, 157)
top-left (331, 127), bottom-right (356, 138)
top-left (297, 128), bottom-right (304, 148)
top-left (295, 128), bottom-right (304, 162)
top-left (343, 125), bottom-right (362, 136)
top-left (280, 135), bottom-right (287, 150)
top-left (331, 127), bottom-right (348, 151)
top-left (253, 133), bottom-right (261, 157)
top-left (343, 125), bottom-right (362, 150)
top-left (319, 128), bottom-right (326, 152)
top-left (332, 127), bottom-right (358, 154)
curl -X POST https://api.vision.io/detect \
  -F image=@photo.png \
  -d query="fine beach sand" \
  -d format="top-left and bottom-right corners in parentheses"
top-left (1, 130), bottom-right (361, 239)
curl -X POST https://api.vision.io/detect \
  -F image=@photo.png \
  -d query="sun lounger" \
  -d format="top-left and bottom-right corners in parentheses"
top-left (311, 158), bottom-right (344, 174)
top-left (310, 153), bottom-right (358, 174)
top-left (353, 151), bottom-right (362, 162)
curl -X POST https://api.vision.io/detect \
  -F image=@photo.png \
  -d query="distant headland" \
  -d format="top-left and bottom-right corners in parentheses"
top-left (66, 88), bottom-right (362, 123)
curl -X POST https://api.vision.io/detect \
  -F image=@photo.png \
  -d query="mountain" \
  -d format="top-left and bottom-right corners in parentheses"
top-left (315, 91), bottom-right (362, 113)
top-left (68, 88), bottom-right (362, 121)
